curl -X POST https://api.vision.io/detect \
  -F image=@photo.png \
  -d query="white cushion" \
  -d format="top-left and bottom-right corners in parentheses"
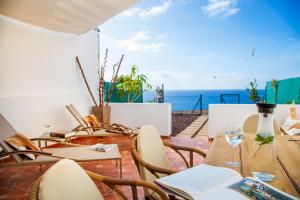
top-left (137, 125), bottom-right (169, 196)
top-left (39, 159), bottom-right (103, 200)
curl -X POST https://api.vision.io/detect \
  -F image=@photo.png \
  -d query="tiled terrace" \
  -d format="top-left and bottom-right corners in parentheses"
top-left (0, 135), bottom-right (209, 200)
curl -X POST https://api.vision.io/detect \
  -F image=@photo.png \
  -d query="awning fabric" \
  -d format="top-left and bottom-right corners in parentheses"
top-left (0, 0), bottom-right (140, 34)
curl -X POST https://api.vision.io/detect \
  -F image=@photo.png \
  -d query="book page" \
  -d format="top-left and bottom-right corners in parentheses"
top-left (156, 164), bottom-right (242, 199)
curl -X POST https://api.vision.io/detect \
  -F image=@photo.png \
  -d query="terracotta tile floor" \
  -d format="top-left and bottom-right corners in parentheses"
top-left (0, 136), bottom-right (209, 200)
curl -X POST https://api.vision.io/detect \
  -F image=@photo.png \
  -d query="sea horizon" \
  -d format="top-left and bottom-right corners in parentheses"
top-left (143, 89), bottom-right (265, 112)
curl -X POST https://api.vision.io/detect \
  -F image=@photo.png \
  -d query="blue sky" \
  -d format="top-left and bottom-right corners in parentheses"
top-left (99, 0), bottom-right (300, 90)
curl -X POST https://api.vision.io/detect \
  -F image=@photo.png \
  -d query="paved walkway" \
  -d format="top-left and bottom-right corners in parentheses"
top-left (176, 115), bottom-right (209, 140)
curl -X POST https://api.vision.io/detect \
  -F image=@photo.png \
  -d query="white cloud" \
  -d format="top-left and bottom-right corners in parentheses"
top-left (202, 0), bottom-right (240, 17)
top-left (157, 33), bottom-right (168, 40)
top-left (213, 72), bottom-right (245, 80)
top-left (122, 0), bottom-right (172, 17)
top-left (145, 70), bottom-right (199, 80)
top-left (117, 31), bottom-right (166, 52)
top-left (144, 43), bottom-right (165, 52)
top-left (122, 8), bottom-right (141, 17)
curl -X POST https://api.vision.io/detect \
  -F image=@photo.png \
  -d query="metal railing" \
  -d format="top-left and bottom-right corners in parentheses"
top-left (191, 94), bottom-right (203, 115)
top-left (220, 94), bottom-right (240, 104)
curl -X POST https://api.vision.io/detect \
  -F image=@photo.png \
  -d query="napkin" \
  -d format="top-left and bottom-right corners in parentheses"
top-left (89, 144), bottom-right (114, 152)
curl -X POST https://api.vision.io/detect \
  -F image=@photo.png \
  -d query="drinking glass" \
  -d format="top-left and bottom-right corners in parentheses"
top-left (224, 121), bottom-right (244, 168)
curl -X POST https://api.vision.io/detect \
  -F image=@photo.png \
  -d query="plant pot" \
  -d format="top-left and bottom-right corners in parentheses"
top-left (92, 105), bottom-right (111, 125)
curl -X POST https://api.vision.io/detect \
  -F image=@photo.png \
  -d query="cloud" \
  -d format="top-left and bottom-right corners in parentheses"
top-left (202, 0), bottom-right (240, 17)
top-left (213, 72), bottom-right (245, 80)
top-left (144, 43), bottom-right (165, 52)
top-left (117, 31), bottom-right (166, 52)
top-left (145, 70), bottom-right (199, 80)
top-left (122, 8), bottom-right (141, 17)
top-left (157, 33), bottom-right (168, 40)
top-left (122, 0), bottom-right (172, 17)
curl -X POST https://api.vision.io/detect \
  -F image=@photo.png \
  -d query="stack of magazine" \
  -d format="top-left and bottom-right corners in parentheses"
top-left (155, 164), bottom-right (298, 200)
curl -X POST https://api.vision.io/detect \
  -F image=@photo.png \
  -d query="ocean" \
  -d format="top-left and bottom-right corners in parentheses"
top-left (143, 89), bottom-right (265, 112)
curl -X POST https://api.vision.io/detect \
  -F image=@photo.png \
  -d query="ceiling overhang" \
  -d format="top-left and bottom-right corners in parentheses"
top-left (0, 0), bottom-right (140, 34)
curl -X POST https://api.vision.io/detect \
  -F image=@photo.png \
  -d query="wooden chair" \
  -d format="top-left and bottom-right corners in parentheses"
top-left (243, 114), bottom-right (281, 135)
top-left (131, 125), bottom-right (206, 198)
top-left (29, 159), bottom-right (168, 200)
top-left (290, 123), bottom-right (300, 130)
top-left (0, 113), bottom-right (118, 168)
top-left (281, 122), bottom-right (300, 135)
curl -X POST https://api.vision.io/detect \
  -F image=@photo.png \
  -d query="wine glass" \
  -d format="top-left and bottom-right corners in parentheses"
top-left (224, 121), bottom-right (244, 168)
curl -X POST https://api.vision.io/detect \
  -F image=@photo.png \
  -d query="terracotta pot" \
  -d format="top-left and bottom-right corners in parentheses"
top-left (92, 105), bottom-right (111, 125)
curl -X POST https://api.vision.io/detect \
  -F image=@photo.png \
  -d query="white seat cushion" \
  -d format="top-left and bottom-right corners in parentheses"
top-left (39, 159), bottom-right (103, 200)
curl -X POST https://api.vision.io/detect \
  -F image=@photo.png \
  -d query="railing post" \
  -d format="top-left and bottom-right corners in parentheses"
top-left (200, 94), bottom-right (202, 115)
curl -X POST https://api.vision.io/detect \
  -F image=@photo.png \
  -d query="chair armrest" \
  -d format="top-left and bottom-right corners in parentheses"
top-left (280, 127), bottom-right (288, 135)
top-left (163, 141), bottom-right (206, 168)
top-left (163, 142), bottom-right (206, 158)
top-left (0, 150), bottom-right (52, 159)
top-left (30, 138), bottom-right (84, 147)
top-left (86, 170), bottom-right (169, 200)
top-left (78, 126), bottom-right (103, 130)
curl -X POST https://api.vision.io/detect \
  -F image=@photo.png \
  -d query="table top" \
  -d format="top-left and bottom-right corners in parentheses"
top-left (204, 134), bottom-right (300, 198)
top-left (43, 144), bottom-right (121, 160)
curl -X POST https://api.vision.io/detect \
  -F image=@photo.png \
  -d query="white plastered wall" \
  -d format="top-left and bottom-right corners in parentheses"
top-left (110, 103), bottom-right (172, 136)
top-left (0, 16), bottom-right (172, 137)
top-left (208, 104), bottom-right (300, 138)
top-left (0, 16), bottom-right (99, 138)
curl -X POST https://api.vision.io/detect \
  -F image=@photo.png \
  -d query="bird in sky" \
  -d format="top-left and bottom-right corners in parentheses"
top-left (252, 48), bottom-right (256, 56)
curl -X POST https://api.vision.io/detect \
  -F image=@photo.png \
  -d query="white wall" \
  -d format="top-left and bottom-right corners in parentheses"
top-left (208, 104), bottom-right (300, 138)
top-left (110, 103), bottom-right (172, 136)
top-left (0, 16), bottom-right (98, 138)
top-left (0, 16), bottom-right (171, 138)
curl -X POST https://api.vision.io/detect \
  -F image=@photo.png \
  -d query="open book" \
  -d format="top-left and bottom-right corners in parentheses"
top-left (155, 164), bottom-right (298, 200)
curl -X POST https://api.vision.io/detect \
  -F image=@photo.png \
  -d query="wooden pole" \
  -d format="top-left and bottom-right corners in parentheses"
top-left (106, 55), bottom-right (124, 105)
top-left (76, 56), bottom-right (98, 106)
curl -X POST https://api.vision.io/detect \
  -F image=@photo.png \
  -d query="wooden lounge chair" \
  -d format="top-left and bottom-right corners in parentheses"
top-left (131, 125), bottom-right (206, 198)
top-left (280, 122), bottom-right (300, 135)
top-left (0, 113), bottom-right (120, 168)
top-left (243, 114), bottom-right (281, 135)
top-left (29, 159), bottom-right (168, 200)
top-left (66, 104), bottom-right (125, 137)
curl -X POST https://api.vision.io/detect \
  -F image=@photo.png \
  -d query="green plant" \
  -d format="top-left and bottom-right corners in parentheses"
top-left (255, 135), bottom-right (274, 145)
top-left (147, 98), bottom-right (156, 103)
top-left (271, 79), bottom-right (278, 103)
top-left (286, 99), bottom-right (296, 104)
top-left (116, 65), bottom-right (152, 103)
top-left (246, 79), bottom-right (261, 103)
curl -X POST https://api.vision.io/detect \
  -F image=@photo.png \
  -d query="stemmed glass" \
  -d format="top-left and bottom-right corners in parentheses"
top-left (224, 121), bottom-right (244, 168)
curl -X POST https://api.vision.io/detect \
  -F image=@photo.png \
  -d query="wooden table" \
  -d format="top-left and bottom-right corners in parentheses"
top-left (204, 134), bottom-right (300, 198)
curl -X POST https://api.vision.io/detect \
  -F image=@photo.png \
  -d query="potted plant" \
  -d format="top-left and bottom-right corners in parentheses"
top-left (246, 79), bottom-right (261, 103)
top-left (115, 65), bottom-right (152, 103)
top-left (271, 79), bottom-right (278, 103)
top-left (92, 49), bottom-right (124, 125)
